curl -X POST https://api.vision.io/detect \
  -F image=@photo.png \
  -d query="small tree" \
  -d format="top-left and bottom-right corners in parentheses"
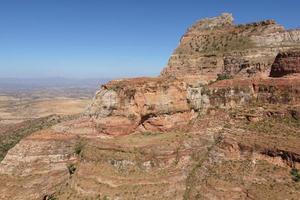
top-left (74, 140), bottom-right (84, 155)
top-left (290, 168), bottom-right (300, 182)
top-left (67, 163), bottom-right (76, 175)
top-left (216, 73), bottom-right (233, 81)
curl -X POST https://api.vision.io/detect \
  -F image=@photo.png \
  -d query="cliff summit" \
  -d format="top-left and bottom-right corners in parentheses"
top-left (161, 13), bottom-right (300, 81)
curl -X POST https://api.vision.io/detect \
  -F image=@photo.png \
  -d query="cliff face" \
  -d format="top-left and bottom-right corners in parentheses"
top-left (86, 77), bottom-right (196, 135)
top-left (1, 14), bottom-right (300, 200)
top-left (161, 13), bottom-right (300, 80)
top-left (270, 50), bottom-right (300, 77)
top-left (86, 56), bottom-right (300, 136)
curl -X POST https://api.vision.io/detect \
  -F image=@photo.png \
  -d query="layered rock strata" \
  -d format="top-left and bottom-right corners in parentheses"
top-left (1, 14), bottom-right (300, 200)
top-left (270, 50), bottom-right (300, 77)
top-left (161, 13), bottom-right (300, 80)
top-left (86, 74), bottom-right (300, 136)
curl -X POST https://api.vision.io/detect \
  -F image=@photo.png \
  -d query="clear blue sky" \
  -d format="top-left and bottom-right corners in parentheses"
top-left (1, 0), bottom-right (300, 79)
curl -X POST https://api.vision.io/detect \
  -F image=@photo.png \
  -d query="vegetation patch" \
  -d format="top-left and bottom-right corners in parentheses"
top-left (43, 194), bottom-right (57, 200)
top-left (74, 139), bottom-right (85, 155)
top-left (102, 196), bottom-right (110, 200)
top-left (198, 32), bottom-right (255, 55)
top-left (290, 168), bottom-right (300, 182)
top-left (183, 134), bottom-right (223, 200)
top-left (141, 132), bottom-right (163, 137)
top-left (216, 73), bottom-right (233, 81)
top-left (67, 163), bottom-right (77, 175)
top-left (243, 117), bottom-right (300, 136)
top-left (128, 113), bottom-right (137, 121)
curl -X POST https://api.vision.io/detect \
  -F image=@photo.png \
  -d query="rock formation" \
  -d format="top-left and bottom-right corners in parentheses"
top-left (161, 13), bottom-right (300, 80)
top-left (1, 13), bottom-right (300, 200)
top-left (270, 50), bottom-right (300, 77)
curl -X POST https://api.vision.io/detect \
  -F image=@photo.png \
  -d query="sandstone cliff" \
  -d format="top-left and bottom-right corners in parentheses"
top-left (270, 50), bottom-right (300, 77)
top-left (86, 60), bottom-right (300, 136)
top-left (161, 13), bottom-right (300, 80)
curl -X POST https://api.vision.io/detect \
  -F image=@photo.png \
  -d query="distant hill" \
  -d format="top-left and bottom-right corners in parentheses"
top-left (0, 78), bottom-right (110, 92)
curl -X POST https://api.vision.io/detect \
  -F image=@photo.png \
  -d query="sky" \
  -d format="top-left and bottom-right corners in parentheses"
top-left (0, 0), bottom-right (300, 79)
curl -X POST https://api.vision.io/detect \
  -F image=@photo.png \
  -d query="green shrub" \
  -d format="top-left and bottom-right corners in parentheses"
top-left (141, 132), bottom-right (162, 136)
top-left (43, 194), bottom-right (57, 200)
top-left (128, 114), bottom-right (137, 121)
top-left (216, 74), bottom-right (233, 81)
top-left (103, 196), bottom-right (109, 200)
top-left (290, 168), bottom-right (300, 182)
top-left (74, 140), bottom-right (84, 155)
top-left (67, 163), bottom-right (77, 175)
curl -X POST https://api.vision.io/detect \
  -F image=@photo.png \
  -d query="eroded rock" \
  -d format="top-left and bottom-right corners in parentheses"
top-left (270, 50), bottom-right (300, 77)
top-left (161, 13), bottom-right (300, 80)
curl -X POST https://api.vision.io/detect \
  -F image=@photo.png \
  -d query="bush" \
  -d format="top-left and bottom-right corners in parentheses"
top-left (290, 168), bottom-right (300, 182)
top-left (128, 114), bottom-right (137, 121)
top-left (103, 196), bottom-right (109, 200)
top-left (74, 140), bottom-right (84, 155)
top-left (67, 163), bottom-right (77, 175)
top-left (43, 194), bottom-right (57, 200)
top-left (216, 74), bottom-right (233, 81)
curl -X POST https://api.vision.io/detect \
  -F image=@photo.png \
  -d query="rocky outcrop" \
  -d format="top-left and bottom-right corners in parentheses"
top-left (87, 77), bottom-right (192, 118)
top-left (270, 50), bottom-right (300, 77)
top-left (207, 77), bottom-right (300, 107)
top-left (86, 74), bottom-right (300, 136)
top-left (161, 13), bottom-right (300, 80)
top-left (86, 77), bottom-right (199, 135)
top-left (83, 14), bottom-right (300, 137)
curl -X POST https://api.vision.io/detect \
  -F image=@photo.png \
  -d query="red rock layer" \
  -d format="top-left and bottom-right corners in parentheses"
top-left (270, 50), bottom-right (300, 77)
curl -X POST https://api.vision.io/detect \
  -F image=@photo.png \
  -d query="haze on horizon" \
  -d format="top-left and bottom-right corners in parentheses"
top-left (1, 0), bottom-right (300, 79)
